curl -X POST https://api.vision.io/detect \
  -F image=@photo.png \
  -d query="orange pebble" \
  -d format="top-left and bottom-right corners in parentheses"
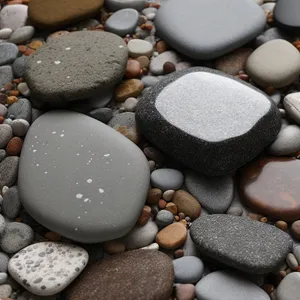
top-left (45, 231), bottom-right (62, 241)
top-left (29, 40), bottom-right (44, 50)
top-left (297, 266), bottom-right (300, 272)
top-left (0, 117), bottom-right (4, 124)
top-left (158, 199), bottom-right (167, 209)
top-left (165, 202), bottom-right (178, 214)
top-left (24, 48), bottom-right (35, 56)
top-left (7, 90), bottom-right (20, 97)
top-left (260, 217), bottom-right (268, 223)
top-left (6, 96), bottom-right (18, 105)
top-left (12, 78), bottom-right (23, 84)
top-left (18, 45), bottom-right (28, 53)
top-left (6, 137), bottom-right (23, 156)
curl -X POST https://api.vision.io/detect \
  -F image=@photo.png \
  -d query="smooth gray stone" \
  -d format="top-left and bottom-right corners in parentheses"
top-left (268, 125), bottom-right (300, 155)
top-left (31, 108), bottom-right (44, 123)
top-left (8, 26), bottom-right (35, 44)
top-left (190, 214), bottom-right (293, 274)
top-left (154, 0), bottom-right (266, 60)
top-left (88, 107), bottom-right (113, 123)
top-left (150, 168), bottom-right (184, 192)
top-left (105, 0), bottom-right (146, 12)
top-left (12, 56), bottom-right (27, 78)
top-left (195, 270), bottom-right (270, 300)
top-left (104, 9), bottom-right (139, 37)
top-left (183, 230), bottom-right (200, 257)
top-left (2, 186), bottom-right (21, 219)
top-left (0, 273), bottom-right (8, 285)
top-left (0, 157), bottom-right (19, 189)
top-left (0, 253), bottom-right (9, 273)
top-left (108, 111), bottom-right (136, 128)
top-left (173, 256), bottom-right (204, 284)
top-left (142, 75), bottom-right (160, 87)
top-left (0, 222), bottom-right (34, 254)
top-left (0, 124), bottom-right (12, 149)
top-left (255, 27), bottom-right (291, 47)
top-left (155, 209), bottom-right (174, 227)
top-left (0, 43), bottom-right (18, 66)
top-left (0, 66), bottom-right (13, 88)
top-left (11, 119), bottom-right (30, 137)
top-left (0, 215), bottom-right (5, 236)
top-left (277, 272), bottom-right (300, 300)
top-left (284, 92), bottom-right (300, 124)
top-left (18, 110), bottom-right (150, 243)
top-left (76, 19), bottom-right (99, 30)
top-left (7, 98), bottom-right (31, 122)
top-left (270, 90), bottom-right (281, 105)
top-left (0, 150), bottom-right (6, 163)
top-left (185, 170), bottom-right (234, 213)
top-left (293, 245), bottom-right (300, 264)
top-left (0, 4), bottom-right (28, 31)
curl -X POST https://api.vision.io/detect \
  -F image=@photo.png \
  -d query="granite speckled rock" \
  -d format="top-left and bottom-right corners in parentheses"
top-left (136, 67), bottom-right (281, 176)
top-left (154, 0), bottom-right (266, 60)
top-left (0, 66), bottom-right (13, 89)
top-left (105, 0), bottom-right (146, 11)
top-left (25, 31), bottom-right (128, 108)
top-left (190, 214), bottom-right (292, 274)
top-left (65, 250), bottom-right (174, 300)
top-left (0, 156), bottom-right (19, 189)
top-left (8, 242), bottom-right (89, 296)
top-left (18, 110), bottom-right (150, 243)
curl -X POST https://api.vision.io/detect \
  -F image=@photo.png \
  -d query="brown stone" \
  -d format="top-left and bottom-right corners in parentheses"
top-left (6, 137), bottom-right (23, 156)
top-left (0, 93), bottom-right (7, 105)
top-left (135, 56), bottom-right (150, 69)
top-left (172, 190), bottom-right (201, 220)
top-left (165, 202), bottom-right (177, 214)
top-left (156, 40), bottom-right (168, 53)
top-left (45, 231), bottom-right (61, 241)
top-left (239, 157), bottom-right (300, 222)
top-left (275, 220), bottom-right (288, 231)
top-left (103, 240), bottom-right (125, 254)
top-left (29, 40), bottom-right (44, 50)
top-left (146, 188), bottom-right (162, 205)
top-left (66, 249), bottom-right (174, 300)
top-left (163, 62), bottom-right (176, 74)
top-left (137, 205), bottom-right (151, 225)
top-left (156, 223), bottom-right (187, 249)
top-left (115, 79), bottom-right (144, 102)
top-left (28, 0), bottom-right (104, 29)
top-left (48, 30), bottom-right (70, 40)
top-left (125, 60), bottom-right (141, 79)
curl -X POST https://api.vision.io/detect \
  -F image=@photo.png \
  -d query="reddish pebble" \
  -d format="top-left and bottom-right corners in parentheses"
top-left (174, 216), bottom-right (180, 221)
top-left (45, 231), bottom-right (61, 241)
top-left (7, 90), bottom-right (19, 97)
top-left (156, 40), bottom-right (168, 53)
top-left (0, 116), bottom-right (4, 124)
top-left (158, 199), bottom-right (167, 209)
top-left (163, 62), bottom-right (176, 74)
top-left (29, 40), bottom-right (44, 50)
top-left (174, 249), bottom-right (184, 258)
top-left (24, 48), bottom-right (35, 56)
top-left (165, 202), bottom-right (177, 214)
top-left (125, 60), bottom-right (141, 79)
top-left (296, 266), bottom-right (300, 272)
top-left (176, 284), bottom-right (195, 300)
top-left (6, 137), bottom-right (23, 156)
top-left (137, 205), bottom-right (151, 225)
top-left (18, 45), bottom-right (28, 53)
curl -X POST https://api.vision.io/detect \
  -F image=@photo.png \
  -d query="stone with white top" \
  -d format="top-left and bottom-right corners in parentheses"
top-left (18, 110), bottom-right (150, 243)
top-left (136, 67), bottom-right (281, 176)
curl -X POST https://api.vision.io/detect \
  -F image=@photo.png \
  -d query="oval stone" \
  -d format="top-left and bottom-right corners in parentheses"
top-left (190, 214), bottom-right (292, 274)
top-left (18, 110), bottom-right (150, 243)
top-left (239, 157), bottom-right (300, 222)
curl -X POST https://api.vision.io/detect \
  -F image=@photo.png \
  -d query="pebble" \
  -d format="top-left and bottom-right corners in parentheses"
top-left (173, 256), bottom-right (204, 284)
top-left (0, 43), bottom-right (18, 65)
top-left (294, 246), bottom-right (300, 264)
top-left (0, 284), bottom-right (12, 298)
top-left (291, 220), bottom-right (300, 239)
top-left (123, 97), bottom-right (138, 112)
top-left (277, 272), bottom-right (300, 300)
top-left (0, 5), bottom-right (28, 31)
top-left (0, 28), bottom-right (13, 39)
top-left (141, 242), bottom-right (159, 250)
top-left (17, 83), bottom-right (30, 97)
top-left (0, 252), bottom-right (9, 273)
top-left (2, 186), bottom-right (21, 219)
top-left (150, 168), bottom-right (184, 191)
top-left (0, 150), bottom-right (6, 163)
top-left (115, 79), bottom-right (144, 102)
top-left (0, 222), bottom-right (34, 254)
top-left (176, 284), bottom-right (196, 300)
top-left (268, 125), bottom-right (300, 155)
top-left (128, 39), bottom-right (153, 58)
top-left (284, 92), bottom-right (300, 124)
top-left (105, 9), bottom-right (139, 37)
top-left (103, 240), bottom-right (125, 254)
top-left (12, 56), bottom-right (27, 78)
top-left (104, 0), bottom-right (146, 11)
top-left (6, 137), bottom-right (23, 156)
top-left (255, 28), bottom-right (291, 47)
top-left (155, 210), bottom-right (174, 227)
top-left (286, 253), bottom-right (298, 270)
top-left (137, 205), bottom-right (151, 226)
top-left (0, 105), bottom-right (7, 118)
top-left (146, 188), bottom-right (162, 205)
top-left (0, 66), bottom-right (13, 89)
top-left (149, 51), bottom-right (181, 75)
top-left (8, 242), bottom-right (89, 296)
top-left (156, 222), bottom-right (187, 249)
top-left (141, 75), bottom-right (159, 87)
top-left (270, 90), bottom-right (281, 105)
top-left (0, 273), bottom-right (8, 285)
top-left (135, 55), bottom-right (150, 68)
top-left (88, 107), bottom-right (113, 123)
top-left (125, 60), bottom-right (141, 79)
top-left (7, 98), bottom-right (31, 122)
top-left (0, 125), bottom-right (13, 149)
top-left (0, 215), bottom-right (5, 236)
top-left (8, 26), bottom-right (35, 44)
top-left (10, 119), bottom-right (30, 137)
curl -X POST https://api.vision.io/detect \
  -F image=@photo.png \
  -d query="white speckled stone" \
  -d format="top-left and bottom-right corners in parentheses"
top-left (0, 5), bottom-right (28, 31)
top-left (277, 272), bottom-right (300, 300)
top-left (8, 242), bottom-right (89, 296)
top-left (284, 92), bottom-right (300, 124)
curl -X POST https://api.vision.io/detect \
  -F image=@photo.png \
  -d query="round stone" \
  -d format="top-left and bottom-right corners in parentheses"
top-left (291, 220), bottom-right (300, 240)
top-left (176, 284), bottom-right (196, 300)
top-left (277, 272), bottom-right (300, 300)
top-left (0, 5), bottom-right (28, 31)
top-left (156, 223), bottom-right (187, 249)
top-left (2, 186), bottom-right (21, 219)
top-left (0, 157), bottom-right (19, 189)
top-left (128, 39), bottom-right (153, 58)
top-left (0, 125), bottom-right (13, 149)
top-left (150, 168), bottom-right (184, 191)
top-left (12, 56), bottom-right (28, 78)
top-left (0, 43), bottom-right (18, 66)
top-left (239, 157), bottom-right (300, 222)
top-left (0, 28), bottom-right (13, 39)
top-left (284, 92), bottom-right (300, 125)
top-left (156, 210), bottom-right (174, 227)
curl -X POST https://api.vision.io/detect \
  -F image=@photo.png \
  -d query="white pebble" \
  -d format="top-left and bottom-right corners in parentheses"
top-left (286, 253), bottom-right (298, 270)
top-left (141, 243), bottom-right (159, 250)
top-left (163, 190), bottom-right (175, 201)
top-left (1, 186), bottom-right (9, 197)
top-left (17, 82), bottom-right (30, 97)
top-left (0, 28), bottom-right (13, 39)
top-left (123, 97), bottom-right (138, 112)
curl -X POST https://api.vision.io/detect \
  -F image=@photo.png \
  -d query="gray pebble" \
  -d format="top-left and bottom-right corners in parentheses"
top-left (0, 28), bottom-right (13, 40)
top-left (0, 150), bottom-right (6, 163)
top-left (123, 97), bottom-right (138, 112)
top-left (0, 43), bottom-right (18, 66)
top-left (12, 56), bottom-right (27, 78)
top-left (0, 157), bottom-right (19, 189)
top-left (10, 119), bottom-right (30, 137)
top-left (0, 215), bottom-right (6, 235)
top-left (7, 98), bottom-right (31, 122)
top-left (270, 90), bottom-right (281, 106)
top-left (277, 272), bottom-right (300, 300)
top-left (0, 252), bottom-right (9, 273)
top-left (286, 253), bottom-right (298, 270)
top-left (2, 186), bottom-right (21, 219)
top-left (155, 210), bottom-right (174, 227)
top-left (183, 230), bottom-right (199, 257)
top-left (0, 272), bottom-right (8, 284)
top-left (0, 66), bottom-right (13, 88)
top-left (31, 108), bottom-right (44, 123)
top-left (255, 28), bottom-right (291, 47)
top-left (105, 0), bottom-right (146, 12)
top-left (0, 104), bottom-right (7, 118)
top-left (8, 26), bottom-right (35, 44)
top-left (88, 107), bottom-right (113, 123)
top-left (142, 75), bottom-right (159, 87)
top-left (226, 206), bottom-right (243, 216)
top-left (293, 245), bottom-right (300, 264)
top-left (151, 168), bottom-right (184, 191)
top-left (0, 124), bottom-right (12, 149)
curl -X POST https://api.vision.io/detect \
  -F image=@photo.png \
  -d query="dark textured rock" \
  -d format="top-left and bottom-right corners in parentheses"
top-left (136, 67), bottom-right (281, 176)
top-left (2, 186), bottom-right (21, 219)
top-left (66, 250), bottom-right (174, 300)
top-left (25, 31), bottom-right (128, 107)
top-left (0, 66), bottom-right (13, 88)
top-left (88, 107), bottom-right (113, 123)
top-left (190, 214), bottom-right (292, 274)
top-left (0, 156), bottom-right (19, 189)
top-left (12, 56), bottom-right (28, 78)
top-left (7, 98), bottom-right (31, 123)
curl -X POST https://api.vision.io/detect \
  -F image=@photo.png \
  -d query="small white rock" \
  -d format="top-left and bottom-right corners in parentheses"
top-left (141, 242), bottom-right (159, 250)
top-left (128, 39), bottom-right (153, 58)
top-left (0, 28), bottom-right (13, 39)
top-left (17, 82), bottom-right (30, 97)
top-left (123, 97), bottom-right (138, 112)
top-left (286, 253), bottom-right (298, 270)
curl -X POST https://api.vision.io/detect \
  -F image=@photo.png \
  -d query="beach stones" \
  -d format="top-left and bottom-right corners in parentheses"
top-left (0, 5), bottom-right (28, 31)
top-left (190, 214), bottom-right (292, 274)
top-left (18, 110), bottom-right (150, 243)
top-left (195, 270), bottom-right (270, 300)
top-left (136, 67), bottom-right (281, 176)
top-left (154, 0), bottom-right (266, 60)
top-left (150, 168), bottom-right (184, 191)
top-left (246, 39), bottom-right (300, 88)
top-left (239, 157), bottom-right (300, 222)
top-left (0, 43), bottom-right (18, 66)
top-left (25, 31), bottom-right (127, 107)
top-left (0, 66), bottom-right (13, 89)
top-left (8, 242), bottom-right (88, 296)
top-left (105, 0), bottom-right (146, 11)
top-left (277, 272), bottom-right (300, 300)
top-left (284, 92), bottom-right (300, 124)
top-left (28, 0), bottom-right (104, 29)
top-left (65, 250), bottom-right (174, 300)
top-left (156, 223), bottom-right (187, 249)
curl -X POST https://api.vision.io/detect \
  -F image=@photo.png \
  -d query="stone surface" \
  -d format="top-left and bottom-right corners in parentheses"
top-left (255, 27), bottom-right (291, 47)
top-left (185, 170), bottom-right (233, 213)
top-left (0, 156), bottom-right (19, 189)
top-left (0, 66), bottom-right (13, 89)
top-left (2, 186), bottom-right (21, 219)
top-left (128, 39), bottom-right (153, 58)
top-left (284, 92), bottom-right (300, 124)
top-left (190, 214), bottom-right (292, 274)
top-left (155, 0), bottom-right (266, 60)
top-left (0, 125), bottom-right (13, 149)
top-left (136, 67), bottom-right (281, 176)
top-left (149, 51), bottom-right (181, 75)
top-left (25, 31), bottom-right (128, 107)
top-left (277, 272), bottom-right (300, 300)
top-left (28, 0), bottom-right (104, 29)
top-left (104, 9), bottom-right (139, 37)
top-left (155, 210), bottom-right (174, 227)
top-left (18, 110), bottom-right (149, 243)
top-left (65, 250), bottom-right (174, 300)
top-left (7, 98), bottom-right (31, 123)
top-left (0, 5), bottom-right (28, 31)
top-left (239, 157), bottom-right (300, 222)
top-left (150, 168), bottom-right (184, 191)
top-left (12, 56), bottom-right (28, 79)
top-left (0, 43), bottom-right (18, 66)
top-left (195, 270), bottom-right (270, 300)
top-left (0, 28), bottom-right (13, 39)
top-left (105, 0), bottom-right (146, 11)
top-left (156, 223), bottom-right (187, 249)
top-left (176, 284), bottom-right (195, 300)
top-left (8, 26), bottom-right (35, 44)
top-left (8, 242), bottom-right (89, 296)
top-left (0, 253), bottom-right (9, 273)
top-left (246, 39), bottom-right (300, 88)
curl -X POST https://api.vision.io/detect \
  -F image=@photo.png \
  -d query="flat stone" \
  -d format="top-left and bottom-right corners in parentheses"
top-left (150, 168), bottom-right (184, 191)
top-left (277, 272), bottom-right (300, 300)
top-left (115, 79), bottom-right (144, 102)
top-left (185, 170), bottom-right (233, 213)
top-left (88, 107), bottom-right (112, 123)
top-left (2, 186), bottom-right (21, 219)
top-left (136, 67), bottom-right (281, 176)
top-left (8, 26), bottom-right (35, 44)
top-left (149, 51), bottom-right (181, 75)
top-left (0, 124), bottom-right (13, 149)
top-left (154, 0), bottom-right (266, 60)
top-left (156, 223), bottom-right (187, 249)
top-left (18, 110), bottom-right (149, 243)
top-left (0, 66), bottom-right (13, 89)
top-left (104, 0), bottom-right (146, 11)
top-left (28, 0), bottom-right (104, 29)
top-left (173, 256), bottom-right (204, 284)
top-left (0, 28), bottom-right (13, 39)
top-left (0, 5), bottom-right (28, 31)
top-left (0, 43), bottom-right (18, 66)
top-left (128, 39), bottom-right (153, 58)
top-left (284, 92), bottom-right (300, 124)
top-left (246, 39), bottom-right (300, 88)
top-left (65, 250), bottom-right (174, 300)
top-left (195, 270), bottom-right (270, 300)
top-left (0, 156), bottom-right (19, 189)
top-left (0, 284), bottom-right (12, 298)
top-left (12, 56), bottom-right (28, 78)
top-left (7, 98), bottom-right (31, 122)
top-left (190, 214), bottom-right (292, 274)
top-left (239, 157), bottom-right (300, 222)
top-left (25, 31), bottom-right (128, 107)
top-left (255, 27), bottom-right (292, 47)
top-left (8, 242), bottom-right (89, 296)
top-left (104, 9), bottom-right (139, 37)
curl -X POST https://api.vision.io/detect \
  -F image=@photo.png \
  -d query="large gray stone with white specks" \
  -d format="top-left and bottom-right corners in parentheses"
top-left (190, 214), bottom-right (292, 274)
top-left (18, 110), bottom-right (150, 243)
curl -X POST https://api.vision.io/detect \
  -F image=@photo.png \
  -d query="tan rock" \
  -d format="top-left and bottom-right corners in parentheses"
top-left (156, 223), bottom-right (187, 249)
top-left (137, 205), bottom-right (151, 225)
top-left (115, 79), bottom-right (144, 102)
top-left (147, 188), bottom-right (162, 205)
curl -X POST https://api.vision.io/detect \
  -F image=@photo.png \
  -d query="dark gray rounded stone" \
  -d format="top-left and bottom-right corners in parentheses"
top-left (88, 107), bottom-right (113, 123)
top-left (150, 168), bottom-right (184, 191)
top-left (12, 56), bottom-right (28, 78)
top-left (18, 110), bottom-right (150, 243)
top-left (0, 43), bottom-right (18, 66)
top-left (154, 0), bottom-right (266, 59)
top-left (0, 66), bottom-right (13, 88)
top-left (104, 9), bottom-right (139, 37)
top-left (185, 170), bottom-right (234, 213)
top-left (0, 156), bottom-right (19, 189)
top-left (136, 67), bottom-right (281, 176)
top-left (156, 210), bottom-right (174, 227)
top-left (105, 0), bottom-right (146, 12)
top-left (7, 98), bottom-right (31, 122)
top-left (108, 112), bottom-right (136, 128)
top-left (2, 186), bottom-right (21, 219)
top-left (190, 214), bottom-right (293, 274)
top-left (0, 252), bottom-right (9, 273)
top-left (25, 31), bottom-right (128, 107)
